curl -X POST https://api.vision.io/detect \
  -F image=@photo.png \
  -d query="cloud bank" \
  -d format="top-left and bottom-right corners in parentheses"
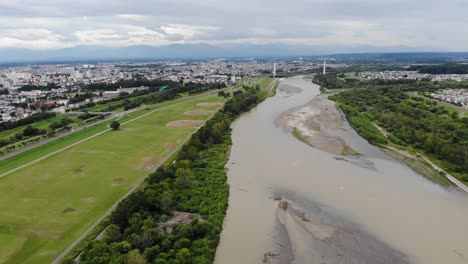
top-left (0, 0), bottom-right (466, 51)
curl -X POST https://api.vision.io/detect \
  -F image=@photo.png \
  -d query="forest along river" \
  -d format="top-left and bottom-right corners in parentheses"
top-left (214, 76), bottom-right (468, 264)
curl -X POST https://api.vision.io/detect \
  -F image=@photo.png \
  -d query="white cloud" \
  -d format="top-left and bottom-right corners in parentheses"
top-left (0, 0), bottom-right (466, 51)
top-left (0, 28), bottom-right (73, 49)
top-left (160, 24), bottom-right (219, 40)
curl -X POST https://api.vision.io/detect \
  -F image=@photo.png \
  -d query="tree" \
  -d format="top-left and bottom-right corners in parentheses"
top-left (174, 248), bottom-right (192, 264)
top-left (110, 121), bottom-right (121, 130)
top-left (103, 224), bottom-right (121, 243)
top-left (126, 249), bottom-right (147, 264)
top-left (424, 135), bottom-right (435, 153)
top-left (23, 125), bottom-right (40, 137)
top-left (174, 168), bottom-right (193, 188)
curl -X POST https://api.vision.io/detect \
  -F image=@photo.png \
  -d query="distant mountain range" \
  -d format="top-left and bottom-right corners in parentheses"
top-left (0, 44), bottom-right (467, 63)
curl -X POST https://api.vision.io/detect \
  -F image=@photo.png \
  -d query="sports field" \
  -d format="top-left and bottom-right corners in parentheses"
top-left (0, 95), bottom-right (224, 264)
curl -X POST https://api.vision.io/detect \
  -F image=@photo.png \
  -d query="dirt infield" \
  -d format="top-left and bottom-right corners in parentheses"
top-left (196, 102), bottom-right (223, 107)
top-left (137, 156), bottom-right (161, 171)
top-left (184, 110), bottom-right (213, 116)
top-left (165, 120), bottom-right (204, 127)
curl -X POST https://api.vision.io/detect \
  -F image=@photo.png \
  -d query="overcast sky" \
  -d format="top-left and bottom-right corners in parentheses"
top-left (0, 0), bottom-right (467, 50)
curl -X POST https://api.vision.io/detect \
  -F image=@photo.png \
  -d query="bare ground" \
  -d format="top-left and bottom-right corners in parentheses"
top-left (158, 211), bottom-right (204, 234)
top-left (137, 156), bottom-right (161, 171)
top-left (184, 110), bottom-right (213, 116)
top-left (196, 102), bottom-right (223, 107)
top-left (277, 95), bottom-right (359, 156)
top-left (165, 120), bottom-right (204, 127)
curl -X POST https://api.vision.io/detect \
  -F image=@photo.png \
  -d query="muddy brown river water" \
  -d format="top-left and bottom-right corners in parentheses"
top-left (214, 76), bottom-right (468, 264)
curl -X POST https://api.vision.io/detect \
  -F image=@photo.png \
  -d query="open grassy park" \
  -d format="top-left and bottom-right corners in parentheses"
top-left (0, 94), bottom-right (224, 263)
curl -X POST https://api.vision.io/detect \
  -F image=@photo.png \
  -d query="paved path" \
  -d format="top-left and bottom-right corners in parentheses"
top-left (52, 101), bottom-right (224, 264)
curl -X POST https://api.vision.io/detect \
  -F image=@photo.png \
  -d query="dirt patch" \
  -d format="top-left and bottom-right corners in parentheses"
top-left (73, 164), bottom-right (86, 173)
top-left (83, 197), bottom-right (96, 204)
top-left (184, 110), bottom-right (213, 116)
top-left (158, 211), bottom-right (205, 234)
top-left (196, 102), bottom-right (222, 107)
top-left (62, 207), bottom-right (77, 213)
top-left (137, 156), bottom-right (161, 171)
top-left (165, 120), bottom-right (204, 127)
top-left (164, 143), bottom-right (176, 149)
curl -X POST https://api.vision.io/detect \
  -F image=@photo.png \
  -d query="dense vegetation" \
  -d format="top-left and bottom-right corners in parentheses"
top-left (313, 73), bottom-right (419, 90)
top-left (331, 87), bottom-right (468, 179)
top-left (19, 83), bottom-right (60, 91)
top-left (69, 93), bottom-right (95, 104)
top-left (83, 79), bottom-right (226, 92)
top-left (409, 63), bottom-right (468, 74)
top-left (75, 87), bottom-right (266, 264)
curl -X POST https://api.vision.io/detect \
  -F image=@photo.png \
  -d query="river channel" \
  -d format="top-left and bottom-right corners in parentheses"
top-left (214, 76), bottom-right (468, 264)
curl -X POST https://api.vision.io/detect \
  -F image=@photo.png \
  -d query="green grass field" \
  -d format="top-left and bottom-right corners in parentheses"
top-left (0, 95), bottom-right (224, 264)
top-left (0, 92), bottom-right (222, 176)
top-left (243, 77), bottom-right (273, 89)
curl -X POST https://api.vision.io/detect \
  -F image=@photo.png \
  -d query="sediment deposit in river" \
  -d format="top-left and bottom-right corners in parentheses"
top-left (277, 94), bottom-right (360, 156)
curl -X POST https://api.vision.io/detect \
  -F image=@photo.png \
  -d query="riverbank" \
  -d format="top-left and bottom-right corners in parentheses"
top-left (381, 147), bottom-right (453, 187)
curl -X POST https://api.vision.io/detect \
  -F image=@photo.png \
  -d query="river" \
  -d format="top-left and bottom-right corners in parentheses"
top-left (214, 76), bottom-right (468, 264)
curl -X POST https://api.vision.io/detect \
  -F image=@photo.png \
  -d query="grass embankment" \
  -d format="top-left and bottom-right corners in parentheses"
top-left (73, 88), bottom-right (267, 264)
top-left (0, 96), bottom-right (224, 264)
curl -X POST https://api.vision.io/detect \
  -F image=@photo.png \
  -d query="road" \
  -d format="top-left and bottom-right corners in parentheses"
top-left (51, 101), bottom-right (224, 264)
